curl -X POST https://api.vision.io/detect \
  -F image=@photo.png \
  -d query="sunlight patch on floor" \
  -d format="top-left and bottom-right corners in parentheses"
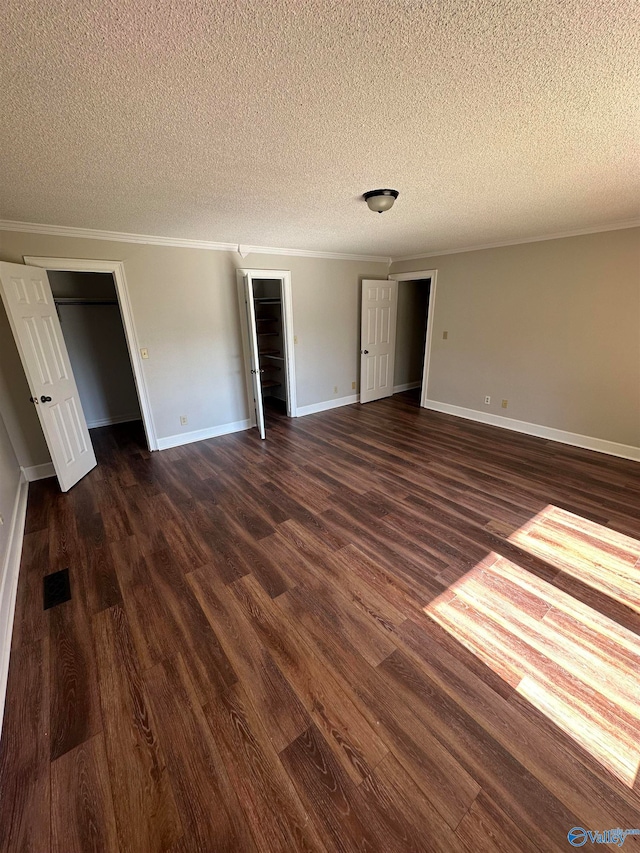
top-left (424, 546), bottom-right (640, 787)
top-left (508, 504), bottom-right (640, 614)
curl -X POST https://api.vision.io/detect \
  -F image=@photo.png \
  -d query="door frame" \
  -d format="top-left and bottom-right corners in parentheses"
top-left (237, 268), bottom-right (297, 422)
top-left (387, 269), bottom-right (437, 408)
top-left (23, 256), bottom-right (158, 450)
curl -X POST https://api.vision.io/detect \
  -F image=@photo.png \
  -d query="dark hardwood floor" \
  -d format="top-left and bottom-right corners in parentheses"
top-left (2, 390), bottom-right (640, 851)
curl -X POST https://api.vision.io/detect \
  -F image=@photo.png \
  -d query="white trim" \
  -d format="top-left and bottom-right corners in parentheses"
top-left (11, 220), bottom-right (238, 251)
top-left (3, 218), bottom-right (636, 266)
top-left (422, 400), bottom-right (640, 462)
top-left (297, 394), bottom-right (359, 417)
top-left (0, 471), bottom-right (28, 740)
top-left (391, 219), bottom-right (640, 262)
top-left (388, 269), bottom-right (438, 407)
top-left (23, 257), bottom-right (159, 451)
top-left (0, 220), bottom-right (389, 263)
top-left (280, 271), bottom-right (298, 418)
top-left (393, 382), bottom-right (421, 393)
top-left (22, 462), bottom-right (55, 482)
top-left (86, 414), bottom-right (141, 429)
top-left (156, 418), bottom-right (252, 450)
top-left (237, 243), bottom-right (389, 264)
top-left (237, 268), bottom-right (298, 428)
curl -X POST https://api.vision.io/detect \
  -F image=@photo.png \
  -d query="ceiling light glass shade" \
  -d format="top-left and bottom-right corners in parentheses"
top-left (363, 188), bottom-right (399, 213)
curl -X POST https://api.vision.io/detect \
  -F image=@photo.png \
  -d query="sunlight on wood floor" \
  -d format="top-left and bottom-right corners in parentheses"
top-left (424, 506), bottom-right (640, 788)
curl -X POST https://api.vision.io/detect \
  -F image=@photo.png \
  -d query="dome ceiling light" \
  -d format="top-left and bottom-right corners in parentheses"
top-left (363, 188), bottom-right (399, 213)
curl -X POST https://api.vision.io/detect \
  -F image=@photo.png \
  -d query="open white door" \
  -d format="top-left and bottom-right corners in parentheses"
top-left (0, 262), bottom-right (97, 491)
top-left (360, 279), bottom-right (398, 404)
top-left (237, 273), bottom-right (266, 439)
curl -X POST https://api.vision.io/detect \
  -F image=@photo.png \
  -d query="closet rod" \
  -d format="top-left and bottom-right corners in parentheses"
top-left (54, 297), bottom-right (118, 305)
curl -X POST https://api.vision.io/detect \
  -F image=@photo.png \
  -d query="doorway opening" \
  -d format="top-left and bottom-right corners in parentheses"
top-left (358, 270), bottom-right (436, 407)
top-left (393, 278), bottom-right (431, 399)
top-left (0, 256), bottom-right (157, 491)
top-left (237, 269), bottom-right (297, 439)
top-left (24, 256), bottom-right (156, 458)
top-left (388, 270), bottom-right (437, 408)
top-left (48, 271), bottom-right (141, 432)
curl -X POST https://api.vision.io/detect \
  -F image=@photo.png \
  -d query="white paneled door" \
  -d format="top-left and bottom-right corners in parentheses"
top-left (0, 261), bottom-right (97, 491)
top-left (238, 273), bottom-right (266, 439)
top-left (360, 279), bottom-right (398, 404)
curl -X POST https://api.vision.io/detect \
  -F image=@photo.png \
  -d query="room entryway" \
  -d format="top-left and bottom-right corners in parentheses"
top-left (393, 277), bottom-right (431, 398)
top-left (359, 270), bottom-right (437, 407)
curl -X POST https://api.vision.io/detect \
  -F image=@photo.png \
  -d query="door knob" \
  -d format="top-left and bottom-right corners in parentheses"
top-left (29, 396), bottom-right (39, 404)
top-left (40, 395), bottom-right (52, 403)
top-left (361, 349), bottom-right (369, 354)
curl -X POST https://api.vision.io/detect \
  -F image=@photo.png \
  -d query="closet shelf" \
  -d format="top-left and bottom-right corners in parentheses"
top-left (261, 379), bottom-right (281, 388)
top-left (259, 348), bottom-right (281, 356)
top-left (254, 298), bottom-right (281, 304)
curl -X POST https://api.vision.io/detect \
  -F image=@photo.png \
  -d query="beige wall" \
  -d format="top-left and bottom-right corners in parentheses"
top-left (391, 227), bottom-right (640, 447)
top-left (0, 230), bottom-right (387, 466)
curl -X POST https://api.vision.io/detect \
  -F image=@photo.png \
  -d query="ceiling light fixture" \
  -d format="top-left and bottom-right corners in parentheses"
top-left (363, 188), bottom-right (399, 213)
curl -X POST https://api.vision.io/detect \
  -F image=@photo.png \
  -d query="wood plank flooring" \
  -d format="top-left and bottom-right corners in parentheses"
top-left (2, 390), bottom-right (640, 851)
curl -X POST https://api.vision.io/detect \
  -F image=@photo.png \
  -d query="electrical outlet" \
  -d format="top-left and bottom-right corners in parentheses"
top-left (502, 399), bottom-right (508, 408)
top-left (333, 385), bottom-right (338, 394)
top-left (443, 331), bottom-right (448, 340)
top-left (140, 347), bottom-right (149, 359)
top-left (484, 396), bottom-right (491, 405)
top-left (352, 381), bottom-right (356, 390)
top-left (180, 415), bottom-right (188, 425)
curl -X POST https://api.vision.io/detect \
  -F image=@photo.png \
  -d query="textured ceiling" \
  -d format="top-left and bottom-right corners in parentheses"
top-left (1, 0), bottom-right (639, 258)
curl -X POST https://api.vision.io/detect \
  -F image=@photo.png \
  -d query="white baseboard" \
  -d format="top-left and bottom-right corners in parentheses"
top-left (393, 382), bottom-right (421, 394)
top-left (0, 471), bottom-right (29, 740)
top-left (22, 462), bottom-right (55, 482)
top-left (87, 413), bottom-right (141, 429)
top-left (297, 394), bottom-right (360, 417)
top-left (423, 399), bottom-right (640, 462)
top-left (156, 418), bottom-right (252, 450)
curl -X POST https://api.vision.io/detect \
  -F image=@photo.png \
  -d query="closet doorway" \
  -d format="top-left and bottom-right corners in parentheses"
top-left (237, 269), bottom-right (297, 439)
top-left (47, 271), bottom-right (141, 430)
top-left (24, 256), bottom-right (155, 453)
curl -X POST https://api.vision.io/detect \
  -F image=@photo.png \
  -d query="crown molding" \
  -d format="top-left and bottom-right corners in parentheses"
top-left (0, 219), bottom-right (238, 252)
top-left (3, 216), bottom-right (634, 266)
top-left (0, 220), bottom-right (390, 264)
top-left (237, 243), bottom-right (389, 263)
top-left (391, 219), bottom-right (640, 263)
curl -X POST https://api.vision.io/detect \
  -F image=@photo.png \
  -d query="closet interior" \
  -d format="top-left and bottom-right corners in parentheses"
top-left (252, 278), bottom-right (288, 413)
top-left (49, 270), bottom-right (141, 429)
top-left (238, 269), bottom-right (296, 440)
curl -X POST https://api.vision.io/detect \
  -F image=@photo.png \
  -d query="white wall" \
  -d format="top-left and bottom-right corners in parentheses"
top-left (0, 230), bottom-right (387, 463)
